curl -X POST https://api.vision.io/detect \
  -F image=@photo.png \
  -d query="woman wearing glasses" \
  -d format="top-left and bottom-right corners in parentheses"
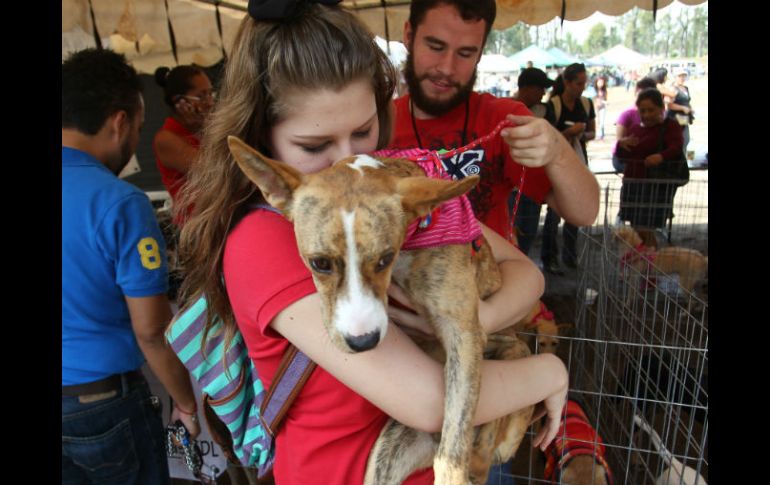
top-left (153, 65), bottom-right (215, 215)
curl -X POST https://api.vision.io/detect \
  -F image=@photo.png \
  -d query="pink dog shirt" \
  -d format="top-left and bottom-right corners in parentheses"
top-left (372, 148), bottom-right (482, 251)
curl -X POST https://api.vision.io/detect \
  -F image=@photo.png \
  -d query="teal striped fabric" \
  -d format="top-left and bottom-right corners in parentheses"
top-left (166, 296), bottom-right (272, 469)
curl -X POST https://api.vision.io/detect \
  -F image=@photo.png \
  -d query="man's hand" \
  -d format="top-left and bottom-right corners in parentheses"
top-left (500, 114), bottom-right (564, 169)
top-left (171, 405), bottom-right (201, 439)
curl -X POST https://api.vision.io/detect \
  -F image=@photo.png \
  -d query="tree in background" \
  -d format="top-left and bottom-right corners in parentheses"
top-left (655, 13), bottom-right (674, 58)
top-left (485, 22), bottom-right (531, 55)
top-left (481, 3), bottom-right (707, 59)
top-left (584, 23), bottom-right (608, 56)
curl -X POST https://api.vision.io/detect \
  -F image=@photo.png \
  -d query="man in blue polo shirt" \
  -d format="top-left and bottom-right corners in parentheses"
top-left (62, 48), bottom-right (199, 484)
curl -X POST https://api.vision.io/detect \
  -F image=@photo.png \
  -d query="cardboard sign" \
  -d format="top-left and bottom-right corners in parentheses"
top-left (142, 365), bottom-right (228, 481)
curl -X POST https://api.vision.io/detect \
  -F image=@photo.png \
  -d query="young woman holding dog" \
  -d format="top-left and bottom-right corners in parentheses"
top-left (177, 1), bottom-right (567, 483)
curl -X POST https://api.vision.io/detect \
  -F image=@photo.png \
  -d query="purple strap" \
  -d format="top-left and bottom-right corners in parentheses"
top-left (261, 349), bottom-right (314, 436)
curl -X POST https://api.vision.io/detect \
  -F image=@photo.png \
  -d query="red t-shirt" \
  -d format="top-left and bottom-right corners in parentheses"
top-left (390, 92), bottom-right (553, 239)
top-left (223, 209), bottom-right (433, 485)
top-left (155, 116), bottom-right (199, 203)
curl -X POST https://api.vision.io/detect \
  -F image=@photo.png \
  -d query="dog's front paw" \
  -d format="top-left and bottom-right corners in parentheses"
top-left (433, 457), bottom-right (469, 485)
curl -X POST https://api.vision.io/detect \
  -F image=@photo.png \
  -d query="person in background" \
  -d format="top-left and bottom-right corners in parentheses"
top-left (616, 88), bottom-right (684, 238)
top-left (612, 77), bottom-right (657, 173)
top-left (541, 63), bottom-right (596, 274)
top-left (510, 67), bottom-right (553, 255)
top-left (153, 65), bottom-right (215, 212)
top-left (389, 0), bottom-right (599, 249)
top-left (62, 48), bottom-right (199, 484)
top-left (649, 67), bottom-right (677, 101)
top-left (593, 76), bottom-right (608, 140)
top-left (665, 68), bottom-right (694, 153)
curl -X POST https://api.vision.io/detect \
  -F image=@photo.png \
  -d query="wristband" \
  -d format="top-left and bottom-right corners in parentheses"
top-left (175, 402), bottom-right (197, 415)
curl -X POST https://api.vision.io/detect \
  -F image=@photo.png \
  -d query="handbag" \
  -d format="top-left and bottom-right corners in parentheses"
top-left (644, 122), bottom-right (690, 187)
top-left (166, 296), bottom-right (315, 482)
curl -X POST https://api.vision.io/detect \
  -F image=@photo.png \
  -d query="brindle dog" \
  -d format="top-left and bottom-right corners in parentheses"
top-left (228, 136), bottom-right (533, 485)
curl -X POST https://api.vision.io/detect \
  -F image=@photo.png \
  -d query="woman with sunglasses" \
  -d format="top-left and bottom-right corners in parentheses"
top-left (153, 65), bottom-right (216, 216)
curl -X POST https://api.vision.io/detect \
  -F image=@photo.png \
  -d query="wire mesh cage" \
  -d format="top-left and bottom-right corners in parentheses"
top-left (499, 172), bottom-right (708, 485)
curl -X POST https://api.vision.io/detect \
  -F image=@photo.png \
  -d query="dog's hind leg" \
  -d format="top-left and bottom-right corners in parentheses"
top-left (364, 419), bottom-right (436, 485)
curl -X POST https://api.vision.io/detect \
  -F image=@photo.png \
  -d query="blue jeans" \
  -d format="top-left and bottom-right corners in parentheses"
top-left (510, 192), bottom-right (542, 256)
top-left (62, 375), bottom-right (170, 485)
top-left (541, 207), bottom-right (578, 265)
top-left (485, 460), bottom-right (516, 485)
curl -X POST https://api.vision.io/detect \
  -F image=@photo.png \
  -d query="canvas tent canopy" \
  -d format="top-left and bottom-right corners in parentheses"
top-left (507, 44), bottom-right (560, 70)
top-left (63, 0), bottom-right (707, 74)
top-left (477, 54), bottom-right (518, 73)
top-left (546, 47), bottom-right (582, 67)
top-left (587, 44), bottom-right (651, 67)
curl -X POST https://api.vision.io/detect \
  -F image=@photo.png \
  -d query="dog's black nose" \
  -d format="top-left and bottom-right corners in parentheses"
top-left (345, 331), bottom-right (381, 352)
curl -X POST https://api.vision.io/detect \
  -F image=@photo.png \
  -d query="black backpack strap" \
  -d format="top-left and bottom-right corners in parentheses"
top-left (87, 0), bottom-right (102, 49)
top-left (214, 1), bottom-right (227, 60)
top-left (163, 0), bottom-right (179, 65)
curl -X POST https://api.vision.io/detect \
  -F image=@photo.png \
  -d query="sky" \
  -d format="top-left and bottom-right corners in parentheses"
top-left (558, 1), bottom-right (704, 43)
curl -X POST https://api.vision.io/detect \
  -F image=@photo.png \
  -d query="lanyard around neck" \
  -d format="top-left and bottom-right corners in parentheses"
top-left (410, 96), bottom-right (470, 150)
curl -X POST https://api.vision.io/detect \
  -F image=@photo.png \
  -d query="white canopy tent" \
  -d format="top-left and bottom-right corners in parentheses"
top-left (588, 44), bottom-right (651, 68)
top-left (62, 0), bottom-right (707, 74)
top-left (375, 36), bottom-right (408, 67)
top-left (477, 54), bottom-right (518, 73)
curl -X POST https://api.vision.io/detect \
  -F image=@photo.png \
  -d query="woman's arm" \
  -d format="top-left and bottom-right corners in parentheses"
top-left (478, 223), bottom-right (544, 333)
top-left (583, 116), bottom-right (596, 142)
top-left (387, 223), bottom-right (544, 336)
top-left (666, 102), bottom-right (691, 114)
top-left (270, 292), bottom-right (567, 435)
top-left (153, 130), bottom-right (198, 174)
top-left (657, 83), bottom-right (678, 98)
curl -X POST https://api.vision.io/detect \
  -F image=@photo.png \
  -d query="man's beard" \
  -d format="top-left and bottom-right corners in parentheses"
top-left (111, 137), bottom-right (135, 176)
top-left (404, 51), bottom-right (476, 118)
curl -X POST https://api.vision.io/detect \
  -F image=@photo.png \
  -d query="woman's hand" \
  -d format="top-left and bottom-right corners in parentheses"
top-left (617, 135), bottom-right (639, 151)
top-left (386, 284), bottom-right (435, 337)
top-left (174, 97), bottom-right (205, 132)
top-left (644, 153), bottom-right (664, 167)
top-left (563, 122), bottom-right (586, 139)
top-left (530, 371), bottom-right (568, 452)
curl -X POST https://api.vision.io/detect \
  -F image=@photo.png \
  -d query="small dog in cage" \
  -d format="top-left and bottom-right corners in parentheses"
top-left (543, 399), bottom-right (613, 485)
top-left (614, 226), bottom-right (708, 296)
top-left (633, 414), bottom-right (708, 485)
top-left (513, 301), bottom-right (572, 355)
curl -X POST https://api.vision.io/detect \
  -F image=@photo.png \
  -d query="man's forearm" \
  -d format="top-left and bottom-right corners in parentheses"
top-left (138, 337), bottom-right (197, 412)
top-left (543, 136), bottom-right (600, 226)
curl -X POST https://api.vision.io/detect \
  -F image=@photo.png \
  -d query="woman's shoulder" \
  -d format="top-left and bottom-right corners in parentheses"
top-left (227, 208), bottom-right (295, 250)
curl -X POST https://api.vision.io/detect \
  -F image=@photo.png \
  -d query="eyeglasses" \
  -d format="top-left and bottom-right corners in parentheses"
top-left (183, 91), bottom-right (216, 103)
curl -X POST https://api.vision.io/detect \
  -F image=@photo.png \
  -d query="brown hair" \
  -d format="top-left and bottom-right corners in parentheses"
top-left (408, 0), bottom-right (496, 44)
top-left (176, 3), bottom-right (397, 352)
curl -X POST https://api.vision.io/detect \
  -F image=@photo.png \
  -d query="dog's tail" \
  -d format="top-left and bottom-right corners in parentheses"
top-left (633, 414), bottom-right (674, 468)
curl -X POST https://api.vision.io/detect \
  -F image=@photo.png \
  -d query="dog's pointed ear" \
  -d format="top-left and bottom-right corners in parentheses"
top-left (227, 136), bottom-right (303, 212)
top-left (397, 175), bottom-right (479, 219)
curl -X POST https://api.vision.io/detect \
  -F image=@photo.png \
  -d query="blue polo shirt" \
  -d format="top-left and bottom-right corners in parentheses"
top-left (62, 147), bottom-right (168, 386)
